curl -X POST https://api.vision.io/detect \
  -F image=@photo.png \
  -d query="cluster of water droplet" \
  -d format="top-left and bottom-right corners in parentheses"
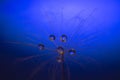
top-left (38, 34), bottom-right (76, 63)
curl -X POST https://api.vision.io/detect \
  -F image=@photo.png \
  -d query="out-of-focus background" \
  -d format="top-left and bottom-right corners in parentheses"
top-left (0, 0), bottom-right (120, 80)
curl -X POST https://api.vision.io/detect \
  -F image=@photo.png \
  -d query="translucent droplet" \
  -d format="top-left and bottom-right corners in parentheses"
top-left (38, 44), bottom-right (45, 50)
top-left (60, 34), bottom-right (67, 42)
top-left (69, 49), bottom-right (76, 55)
top-left (49, 35), bottom-right (56, 41)
top-left (57, 46), bottom-right (64, 55)
top-left (57, 56), bottom-right (63, 63)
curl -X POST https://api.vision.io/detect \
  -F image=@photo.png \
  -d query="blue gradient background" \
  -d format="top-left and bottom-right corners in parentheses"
top-left (0, 0), bottom-right (120, 80)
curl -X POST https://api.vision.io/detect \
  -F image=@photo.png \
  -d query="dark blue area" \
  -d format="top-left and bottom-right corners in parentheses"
top-left (0, 0), bottom-right (120, 80)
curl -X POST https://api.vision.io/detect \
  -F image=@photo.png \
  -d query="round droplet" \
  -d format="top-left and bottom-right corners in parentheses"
top-left (49, 35), bottom-right (56, 41)
top-left (60, 34), bottom-right (67, 42)
top-left (68, 49), bottom-right (76, 55)
top-left (38, 44), bottom-right (45, 50)
top-left (57, 46), bottom-right (64, 55)
top-left (57, 56), bottom-right (63, 63)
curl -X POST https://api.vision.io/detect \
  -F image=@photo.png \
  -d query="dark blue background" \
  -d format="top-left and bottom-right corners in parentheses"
top-left (0, 0), bottom-right (120, 80)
